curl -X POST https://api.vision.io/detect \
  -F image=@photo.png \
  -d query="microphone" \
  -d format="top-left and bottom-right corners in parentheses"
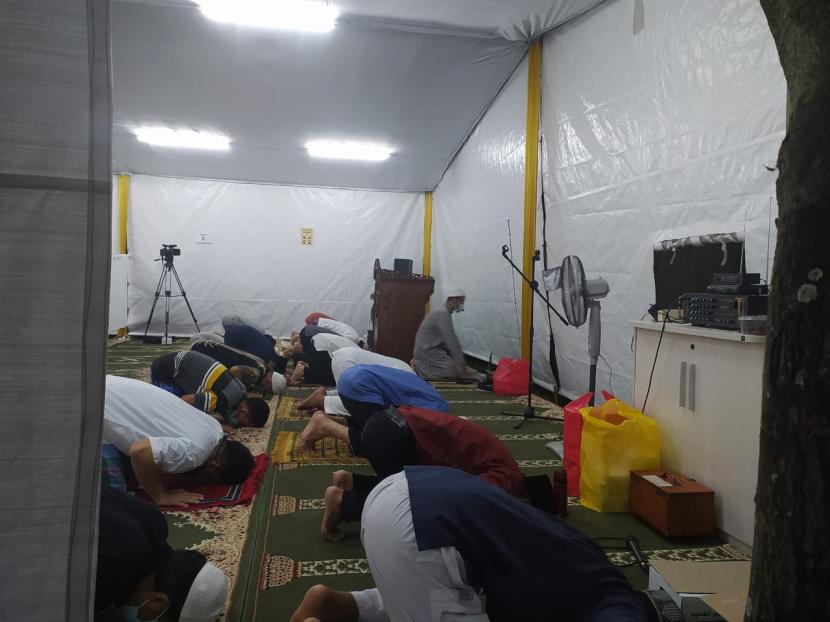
top-left (626, 535), bottom-right (649, 575)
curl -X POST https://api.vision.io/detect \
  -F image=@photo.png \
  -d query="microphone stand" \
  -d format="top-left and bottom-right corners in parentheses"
top-left (500, 246), bottom-right (568, 429)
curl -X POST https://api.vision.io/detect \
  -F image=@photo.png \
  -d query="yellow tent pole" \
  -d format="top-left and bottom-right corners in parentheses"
top-left (521, 40), bottom-right (542, 361)
top-left (423, 191), bottom-right (434, 313)
top-left (423, 191), bottom-right (433, 277)
top-left (117, 174), bottom-right (130, 255)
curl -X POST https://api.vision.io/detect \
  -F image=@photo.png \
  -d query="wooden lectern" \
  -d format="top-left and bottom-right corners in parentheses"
top-left (371, 259), bottom-right (435, 362)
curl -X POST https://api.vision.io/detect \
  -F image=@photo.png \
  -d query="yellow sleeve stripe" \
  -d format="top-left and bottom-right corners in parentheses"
top-left (203, 363), bottom-right (227, 393)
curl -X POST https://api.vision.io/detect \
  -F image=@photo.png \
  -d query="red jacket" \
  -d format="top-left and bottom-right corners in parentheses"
top-left (398, 405), bottom-right (524, 496)
top-left (305, 311), bottom-right (335, 325)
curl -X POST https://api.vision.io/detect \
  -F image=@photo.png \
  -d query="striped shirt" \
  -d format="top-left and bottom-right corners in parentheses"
top-left (161, 351), bottom-right (246, 415)
top-left (190, 340), bottom-right (267, 384)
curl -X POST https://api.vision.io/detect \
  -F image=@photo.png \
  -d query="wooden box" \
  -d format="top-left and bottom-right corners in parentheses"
top-left (629, 470), bottom-right (715, 537)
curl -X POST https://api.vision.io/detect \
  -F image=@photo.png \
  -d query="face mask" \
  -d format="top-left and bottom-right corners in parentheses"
top-left (455, 304), bottom-right (465, 314)
top-left (225, 412), bottom-right (241, 428)
top-left (121, 601), bottom-right (166, 622)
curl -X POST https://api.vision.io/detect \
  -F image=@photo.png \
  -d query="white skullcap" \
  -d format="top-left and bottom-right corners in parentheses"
top-left (443, 285), bottom-right (466, 299)
top-left (179, 562), bottom-right (227, 622)
top-left (271, 372), bottom-right (287, 396)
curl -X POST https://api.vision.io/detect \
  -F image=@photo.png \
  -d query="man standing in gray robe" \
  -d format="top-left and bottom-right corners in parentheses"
top-left (411, 286), bottom-right (481, 381)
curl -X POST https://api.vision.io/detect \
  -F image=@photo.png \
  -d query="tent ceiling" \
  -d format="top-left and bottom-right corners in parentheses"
top-left (111, 0), bottom-right (604, 191)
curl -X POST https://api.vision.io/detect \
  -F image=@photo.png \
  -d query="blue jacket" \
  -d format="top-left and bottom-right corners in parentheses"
top-left (405, 466), bottom-right (648, 622)
top-left (337, 365), bottom-right (449, 412)
top-left (224, 324), bottom-right (276, 365)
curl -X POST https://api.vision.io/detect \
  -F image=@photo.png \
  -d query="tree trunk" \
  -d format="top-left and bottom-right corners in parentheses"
top-left (749, 2), bottom-right (830, 620)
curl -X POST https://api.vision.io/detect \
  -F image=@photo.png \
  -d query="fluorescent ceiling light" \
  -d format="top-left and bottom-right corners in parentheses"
top-left (195, 1), bottom-right (338, 33)
top-left (305, 140), bottom-right (393, 162)
top-left (134, 127), bottom-right (230, 150)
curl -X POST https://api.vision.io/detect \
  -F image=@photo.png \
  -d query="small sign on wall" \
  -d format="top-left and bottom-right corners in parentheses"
top-left (301, 228), bottom-right (313, 246)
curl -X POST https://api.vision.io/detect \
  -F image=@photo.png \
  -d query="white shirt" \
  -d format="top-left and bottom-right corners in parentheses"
top-left (353, 471), bottom-right (488, 622)
top-left (330, 348), bottom-right (414, 383)
top-left (317, 318), bottom-right (360, 343)
top-left (103, 375), bottom-right (224, 474)
top-left (312, 333), bottom-right (359, 354)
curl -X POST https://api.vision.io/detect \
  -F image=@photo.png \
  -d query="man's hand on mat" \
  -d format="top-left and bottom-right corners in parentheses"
top-left (155, 489), bottom-right (204, 508)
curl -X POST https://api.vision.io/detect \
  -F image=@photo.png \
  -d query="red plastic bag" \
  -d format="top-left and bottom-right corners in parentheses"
top-left (492, 357), bottom-right (529, 396)
top-left (564, 390), bottom-right (615, 497)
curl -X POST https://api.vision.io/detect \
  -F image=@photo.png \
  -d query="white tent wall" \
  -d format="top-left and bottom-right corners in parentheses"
top-left (127, 175), bottom-right (423, 338)
top-left (430, 58), bottom-right (528, 363)
top-left (536, 0), bottom-right (786, 403)
top-left (1, 0), bottom-right (110, 617)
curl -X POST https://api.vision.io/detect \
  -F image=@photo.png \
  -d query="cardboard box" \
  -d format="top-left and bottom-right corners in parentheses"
top-left (648, 560), bottom-right (751, 621)
top-left (701, 592), bottom-right (749, 622)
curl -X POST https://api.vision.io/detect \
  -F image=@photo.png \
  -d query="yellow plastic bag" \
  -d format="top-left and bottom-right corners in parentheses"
top-left (578, 399), bottom-right (660, 512)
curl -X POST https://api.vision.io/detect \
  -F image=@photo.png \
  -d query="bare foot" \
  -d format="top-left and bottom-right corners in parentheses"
top-left (298, 386), bottom-right (326, 411)
top-left (289, 585), bottom-right (359, 622)
top-left (321, 486), bottom-right (344, 542)
top-left (290, 363), bottom-right (306, 386)
top-left (300, 411), bottom-right (334, 449)
top-left (332, 470), bottom-right (353, 490)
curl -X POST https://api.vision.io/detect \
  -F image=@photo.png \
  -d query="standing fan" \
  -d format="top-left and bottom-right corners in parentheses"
top-left (543, 255), bottom-right (610, 404)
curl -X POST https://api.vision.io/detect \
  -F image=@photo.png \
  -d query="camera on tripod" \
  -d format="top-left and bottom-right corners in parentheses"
top-left (158, 243), bottom-right (181, 263)
top-left (144, 242), bottom-right (199, 343)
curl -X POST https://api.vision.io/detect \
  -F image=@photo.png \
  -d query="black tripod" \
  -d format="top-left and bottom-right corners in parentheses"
top-left (143, 252), bottom-right (199, 344)
top-left (500, 245), bottom-right (568, 429)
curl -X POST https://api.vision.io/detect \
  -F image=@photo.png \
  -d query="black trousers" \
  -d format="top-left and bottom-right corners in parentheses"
top-left (302, 347), bottom-right (335, 385)
top-left (339, 408), bottom-right (420, 522)
top-left (338, 394), bottom-right (387, 453)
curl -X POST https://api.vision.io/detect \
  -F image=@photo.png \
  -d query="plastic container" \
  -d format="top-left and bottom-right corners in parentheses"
top-left (739, 315), bottom-right (767, 335)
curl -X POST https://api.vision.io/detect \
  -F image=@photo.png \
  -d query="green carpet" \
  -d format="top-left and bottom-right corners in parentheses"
top-left (106, 340), bottom-right (748, 621)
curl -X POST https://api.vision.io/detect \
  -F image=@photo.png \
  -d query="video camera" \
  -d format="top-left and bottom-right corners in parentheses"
top-left (158, 243), bottom-right (181, 263)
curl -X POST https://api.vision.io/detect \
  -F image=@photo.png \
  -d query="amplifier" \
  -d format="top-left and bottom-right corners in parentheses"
top-left (706, 272), bottom-right (767, 295)
top-left (682, 293), bottom-right (768, 330)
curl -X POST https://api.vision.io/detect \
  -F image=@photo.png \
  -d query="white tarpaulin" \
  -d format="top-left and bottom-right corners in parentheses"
top-left (110, 0), bottom-right (607, 192)
top-left (127, 175), bottom-right (423, 337)
top-left (537, 0), bottom-right (785, 402)
top-left (337, 0), bottom-right (608, 40)
top-left (431, 59), bottom-right (528, 363)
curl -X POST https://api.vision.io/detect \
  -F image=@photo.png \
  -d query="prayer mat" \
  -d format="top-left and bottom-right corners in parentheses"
top-left (275, 396), bottom-right (305, 421)
top-left (271, 431), bottom-right (367, 466)
top-left (136, 454), bottom-right (269, 511)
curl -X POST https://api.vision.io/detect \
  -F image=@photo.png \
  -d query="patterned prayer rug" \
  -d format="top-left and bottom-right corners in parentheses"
top-left (272, 430), bottom-right (367, 466)
top-left (139, 454), bottom-right (269, 510)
